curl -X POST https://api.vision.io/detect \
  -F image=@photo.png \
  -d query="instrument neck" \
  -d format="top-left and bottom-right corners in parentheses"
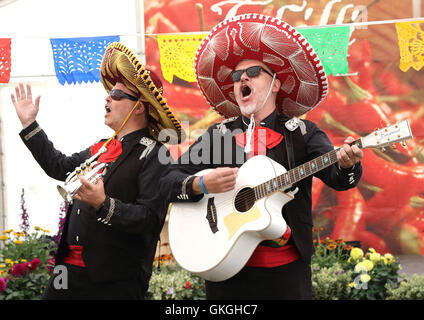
top-left (253, 139), bottom-right (362, 200)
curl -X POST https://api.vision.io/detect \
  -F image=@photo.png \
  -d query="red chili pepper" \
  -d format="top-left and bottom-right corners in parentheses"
top-left (394, 212), bottom-right (424, 254)
top-left (360, 149), bottom-right (424, 189)
top-left (312, 177), bottom-right (325, 210)
top-left (348, 40), bottom-right (375, 94)
top-left (374, 64), bottom-right (412, 97)
top-left (162, 82), bottom-right (211, 119)
top-left (331, 188), bottom-right (366, 242)
top-left (358, 148), bottom-right (424, 238)
top-left (356, 230), bottom-right (390, 254)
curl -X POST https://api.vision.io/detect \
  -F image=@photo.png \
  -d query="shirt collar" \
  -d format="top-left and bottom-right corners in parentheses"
top-left (241, 108), bottom-right (278, 129)
top-left (119, 127), bottom-right (150, 144)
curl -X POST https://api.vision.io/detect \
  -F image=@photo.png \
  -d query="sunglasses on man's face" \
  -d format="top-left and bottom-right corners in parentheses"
top-left (230, 65), bottom-right (274, 82)
top-left (109, 89), bottom-right (139, 101)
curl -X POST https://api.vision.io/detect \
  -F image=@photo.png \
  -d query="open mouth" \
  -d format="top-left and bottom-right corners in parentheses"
top-left (105, 105), bottom-right (111, 113)
top-left (241, 84), bottom-right (252, 98)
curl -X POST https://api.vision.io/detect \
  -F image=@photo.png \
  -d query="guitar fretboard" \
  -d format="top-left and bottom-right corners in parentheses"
top-left (253, 139), bottom-right (362, 200)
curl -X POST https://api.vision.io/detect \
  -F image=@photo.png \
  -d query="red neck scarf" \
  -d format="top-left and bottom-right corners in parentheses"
top-left (90, 139), bottom-right (122, 163)
top-left (234, 126), bottom-right (283, 157)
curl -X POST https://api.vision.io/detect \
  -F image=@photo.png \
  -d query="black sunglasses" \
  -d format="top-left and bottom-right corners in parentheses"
top-left (230, 65), bottom-right (274, 82)
top-left (109, 89), bottom-right (139, 101)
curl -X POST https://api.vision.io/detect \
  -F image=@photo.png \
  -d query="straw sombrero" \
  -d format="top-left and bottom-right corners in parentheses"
top-left (194, 14), bottom-right (328, 118)
top-left (100, 42), bottom-right (184, 144)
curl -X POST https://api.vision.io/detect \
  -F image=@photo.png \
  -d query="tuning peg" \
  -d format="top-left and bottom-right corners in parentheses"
top-left (381, 147), bottom-right (386, 152)
top-left (401, 141), bottom-right (407, 147)
top-left (391, 144), bottom-right (397, 150)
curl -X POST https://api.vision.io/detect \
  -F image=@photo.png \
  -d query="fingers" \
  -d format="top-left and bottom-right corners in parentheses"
top-left (26, 84), bottom-right (32, 101)
top-left (35, 96), bottom-right (41, 109)
top-left (14, 85), bottom-right (21, 101)
top-left (204, 167), bottom-right (239, 193)
top-left (11, 83), bottom-right (37, 103)
top-left (337, 137), bottom-right (363, 168)
top-left (19, 83), bottom-right (26, 100)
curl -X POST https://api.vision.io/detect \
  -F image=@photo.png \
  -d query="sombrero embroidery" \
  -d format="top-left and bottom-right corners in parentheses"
top-left (194, 14), bottom-right (328, 118)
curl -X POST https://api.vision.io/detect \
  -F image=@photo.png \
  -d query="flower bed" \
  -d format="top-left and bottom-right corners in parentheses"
top-left (311, 228), bottom-right (424, 300)
top-left (1, 195), bottom-right (423, 300)
top-left (0, 228), bottom-right (56, 300)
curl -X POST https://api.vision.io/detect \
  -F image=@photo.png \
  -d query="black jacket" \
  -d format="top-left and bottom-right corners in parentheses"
top-left (159, 111), bottom-right (362, 263)
top-left (20, 121), bottom-right (168, 288)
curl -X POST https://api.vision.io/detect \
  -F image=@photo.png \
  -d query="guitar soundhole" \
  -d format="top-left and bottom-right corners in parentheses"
top-left (234, 187), bottom-right (256, 213)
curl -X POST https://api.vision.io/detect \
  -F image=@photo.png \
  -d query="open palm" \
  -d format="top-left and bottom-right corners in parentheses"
top-left (11, 83), bottom-right (40, 128)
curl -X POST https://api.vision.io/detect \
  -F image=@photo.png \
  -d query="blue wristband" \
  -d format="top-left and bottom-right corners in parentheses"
top-left (199, 176), bottom-right (209, 195)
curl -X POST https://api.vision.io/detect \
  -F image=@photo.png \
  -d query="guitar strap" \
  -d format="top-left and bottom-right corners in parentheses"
top-left (280, 117), bottom-right (306, 190)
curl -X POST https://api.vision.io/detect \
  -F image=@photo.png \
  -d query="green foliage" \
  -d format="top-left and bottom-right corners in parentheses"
top-left (311, 263), bottom-right (353, 300)
top-left (346, 248), bottom-right (401, 300)
top-left (311, 228), bottom-right (404, 300)
top-left (147, 264), bottom-right (205, 300)
top-left (386, 274), bottom-right (424, 300)
top-left (0, 228), bottom-right (55, 300)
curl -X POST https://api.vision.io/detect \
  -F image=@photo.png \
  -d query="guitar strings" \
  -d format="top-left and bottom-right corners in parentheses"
top-left (206, 148), bottom-right (340, 210)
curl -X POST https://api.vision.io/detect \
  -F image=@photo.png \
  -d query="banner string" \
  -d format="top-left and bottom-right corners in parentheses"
top-left (0, 16), bottom-right (423, 39)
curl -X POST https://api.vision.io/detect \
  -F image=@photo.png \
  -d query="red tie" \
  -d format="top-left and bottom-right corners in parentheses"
top-left (234, 126), bottom-right (283, 157)
top-left (90, 139), bottom-right (123, 163)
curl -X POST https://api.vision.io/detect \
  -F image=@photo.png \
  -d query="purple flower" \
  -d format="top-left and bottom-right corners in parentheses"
top-left (20, 188), bottom-right (30, 234)
top-left (166, 286), bottom-right (174, 295)
top-left (54, 201), bottom-right (68, 245)
top-left (0, 278), bottom-right (7, 293)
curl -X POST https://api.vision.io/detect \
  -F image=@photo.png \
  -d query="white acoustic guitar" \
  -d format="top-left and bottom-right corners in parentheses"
top-left (168, 120), bottom-right (413, 282)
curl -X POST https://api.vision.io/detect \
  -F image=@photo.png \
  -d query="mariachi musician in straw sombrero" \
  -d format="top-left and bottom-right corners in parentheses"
top-left (160, 15), bottom-right (363, 299)
top-left (11, 42), bottom-right (183, 299)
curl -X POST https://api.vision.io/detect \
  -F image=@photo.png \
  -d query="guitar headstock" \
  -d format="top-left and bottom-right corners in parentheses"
top-left (361, 120), bottom-right (413, 150)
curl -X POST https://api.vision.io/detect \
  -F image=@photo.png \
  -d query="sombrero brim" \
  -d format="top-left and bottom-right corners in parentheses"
top-left (100, 42), bottom-right (184, 144)
top-left (194, 14), bottom-right (328, 118)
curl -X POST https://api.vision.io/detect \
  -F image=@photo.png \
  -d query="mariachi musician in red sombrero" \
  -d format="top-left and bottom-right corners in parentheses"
top-left (160, 14), bottom-right (363, 299)
top-left (11, 42), bottom-right (183, 299)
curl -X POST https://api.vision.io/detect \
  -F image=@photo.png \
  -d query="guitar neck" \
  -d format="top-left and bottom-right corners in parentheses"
top-left (253, 139), bottom-right (363, 200)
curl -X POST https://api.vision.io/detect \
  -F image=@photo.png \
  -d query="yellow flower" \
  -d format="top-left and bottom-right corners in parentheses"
top-left (355, 262), bottom-right (366, 273)
top-left (0, 235), bottom-right (8, 241)
top-left (355, 260), bottom-right (374, 273)
top-left (14, 239), bottom-right (23, 245)
top-left (349, 282), bottom-right (355, 288)
top-left (20, 259), bottom-right (27, 263)
top-left (363, 259), bottom-right (374, 271)
top-left (34, 226), bottom-right (41, 230)
top-left (383, 253), bottom-right (394, 265)
top-left (2, 229), bottom-right (13, 234)
top-left (360, 274), bottom-right (371, 283)
top-left (5, 259), bottom-right (12, 265)
top-left (368, 248), bottom-right (376, 254)
top-left (0, 264), bottom-right (6, 268)
top-left (13, 232), bottom-right (25, 237)
top-left (369, 252), bottom-right (381, 264)
top-left (350, 247), bottom-right (364, 261)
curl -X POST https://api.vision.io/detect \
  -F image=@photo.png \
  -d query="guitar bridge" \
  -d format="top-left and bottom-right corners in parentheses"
top-left (206, 197), bottom-right (218, 233)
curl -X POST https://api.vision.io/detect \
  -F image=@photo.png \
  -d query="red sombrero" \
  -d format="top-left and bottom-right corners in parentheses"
top-left (194, 14), bottom-right (328, 118)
